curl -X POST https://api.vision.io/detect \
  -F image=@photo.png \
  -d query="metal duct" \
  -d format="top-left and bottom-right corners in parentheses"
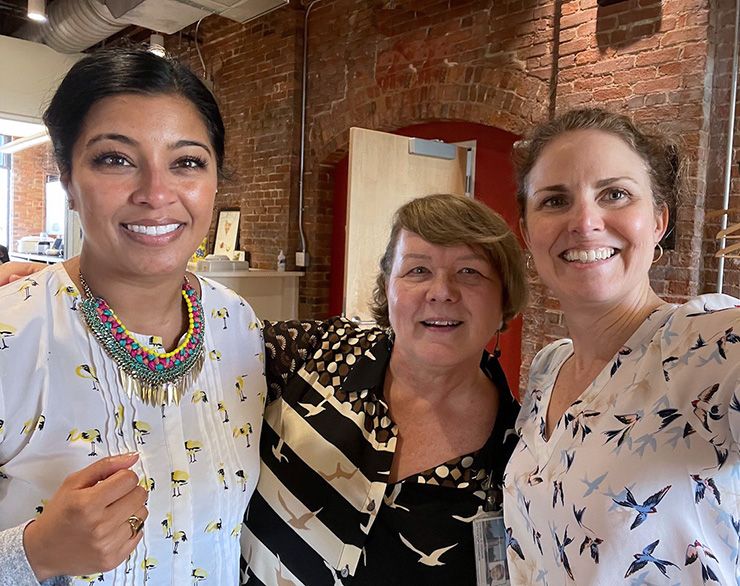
top-left (19, 0), bottom-right (127, 54)
top-left (16, 0), bottom-right (290, 55)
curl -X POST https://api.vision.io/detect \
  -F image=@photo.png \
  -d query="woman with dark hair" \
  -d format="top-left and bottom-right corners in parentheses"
top-left (504, 109), bottom-right (739, 584)
top-left (0, 49), bottom-right (264, 585)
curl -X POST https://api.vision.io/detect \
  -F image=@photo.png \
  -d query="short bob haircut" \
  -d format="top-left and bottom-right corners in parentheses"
top-left (513, 108), bottom-right (687, 225)
top-left (369, 193), bottom-right (527, 331)
top-left (43, 48), bottom-right (225, 177)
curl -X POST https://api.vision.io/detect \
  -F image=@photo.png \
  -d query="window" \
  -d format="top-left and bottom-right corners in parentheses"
top-left (0, 136), bottom-right (10, 248)
top-left (45, 175), bottom-right (65, 237)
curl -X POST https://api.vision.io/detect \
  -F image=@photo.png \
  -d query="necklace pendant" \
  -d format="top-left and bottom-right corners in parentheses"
top-left (119, 350), bottom-right (204, 407)
top-left (79, 273), bottom-right (206, 406)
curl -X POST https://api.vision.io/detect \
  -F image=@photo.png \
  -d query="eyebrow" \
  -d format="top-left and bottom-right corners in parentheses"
top-left (533, 184), bottom-right (567, 196)
top-left (85, 134), bottom-right (213, 156)
top-left (86, 133), bottom-right (135, 148)
top-left (595, 176), bottom-right (636, 188)
top-left (401, 253), bottom-right (486, 262)
top-left (174, 139), bottom-right (213, 155)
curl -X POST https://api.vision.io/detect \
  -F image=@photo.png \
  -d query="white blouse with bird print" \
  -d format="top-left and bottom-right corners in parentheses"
top-left (0, 263), bottom-right (266, 585)
top-left (504, 294), bottom-right (740, 585)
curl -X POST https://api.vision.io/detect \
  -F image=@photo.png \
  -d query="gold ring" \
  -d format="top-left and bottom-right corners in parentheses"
top-left (127, 515), bottom-right (144, 538)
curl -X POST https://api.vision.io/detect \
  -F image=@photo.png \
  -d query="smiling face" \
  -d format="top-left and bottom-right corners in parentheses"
top-left (386, 230), bottom-right (503, 371)
top-left (521, 129), bottom-right (667, 309)
top-left (64, 93), bottom-right (218, 280)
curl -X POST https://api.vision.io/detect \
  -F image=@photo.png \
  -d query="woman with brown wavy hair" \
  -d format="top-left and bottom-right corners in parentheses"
top-left (505, 108), bottom-right (739, 584)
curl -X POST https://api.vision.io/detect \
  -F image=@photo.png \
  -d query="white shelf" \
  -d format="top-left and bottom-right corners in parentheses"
top-left (198, 269), bottom-right (304, 278)
top-left (10, 252), bottom-right (64, 264)
top-left (195, 269), bottom-right (303, 320)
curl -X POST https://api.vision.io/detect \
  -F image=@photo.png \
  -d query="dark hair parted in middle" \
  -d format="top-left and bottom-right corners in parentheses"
top-left (513, 108), bottom-right (687, 224)
top-left (370, 193), bottom-right (527, 331)
top-left (43, 48), bottom-right (225, 177)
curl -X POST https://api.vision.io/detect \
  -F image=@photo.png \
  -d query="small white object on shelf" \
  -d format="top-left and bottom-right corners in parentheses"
top-left (16, 236), bottom-right (42, 253)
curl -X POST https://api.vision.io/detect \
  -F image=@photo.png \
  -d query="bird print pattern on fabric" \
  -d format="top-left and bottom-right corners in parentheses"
top-left (0, 321), bottom-right (15, 350)
top-left (624, 539), bottom-right (678, 579)
top-left (504, 294), bottom-right (740, 585)
top-left (241, 317), bottom-right (521, 586)
top-left (0, 264), bottom-right (265, 585)
top-left (17, 277), bottom-right (37, 301)
top-left (612, 485), bottom-right (671, 530)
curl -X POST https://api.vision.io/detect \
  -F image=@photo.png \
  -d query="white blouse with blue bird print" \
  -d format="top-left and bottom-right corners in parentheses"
top-left (504, 294), bottom-right (739, 585)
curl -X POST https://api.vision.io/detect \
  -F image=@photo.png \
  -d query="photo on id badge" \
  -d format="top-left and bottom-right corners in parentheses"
top-left (473, 514), bottom-right (510, 586)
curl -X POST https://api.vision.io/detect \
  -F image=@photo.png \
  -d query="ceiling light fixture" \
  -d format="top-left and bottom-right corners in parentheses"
top-left (149, 33), bottom-right (166, 57)
top-left (27, 0), bottom-right (47, 22)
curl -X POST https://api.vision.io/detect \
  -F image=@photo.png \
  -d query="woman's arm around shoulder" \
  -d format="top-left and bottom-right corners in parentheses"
top-left (262, 318), bottom-right (353, 403)
top-left (0, 262), bottom-right (46, 287)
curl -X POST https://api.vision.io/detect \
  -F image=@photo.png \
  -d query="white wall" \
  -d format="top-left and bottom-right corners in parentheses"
top-left (0, 35), bottom-right (82, 124)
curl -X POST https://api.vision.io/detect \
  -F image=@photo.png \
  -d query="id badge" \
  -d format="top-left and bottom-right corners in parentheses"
top-left (473, 512), bottom-right (510, 586)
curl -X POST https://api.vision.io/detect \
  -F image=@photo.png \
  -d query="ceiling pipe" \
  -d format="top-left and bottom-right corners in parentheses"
top-left (717, 0), bottom-right (740, 293)
top-left (19, 0), bottom-right (127, 53)
top-left (296, 0), bottom-right (325, 265)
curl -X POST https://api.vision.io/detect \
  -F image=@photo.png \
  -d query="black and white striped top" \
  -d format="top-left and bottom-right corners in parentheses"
top-left (242, 317), bottom-right (519, 585)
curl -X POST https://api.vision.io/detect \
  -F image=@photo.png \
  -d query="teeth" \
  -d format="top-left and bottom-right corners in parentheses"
top-left (126, 223), bottom-right (181, 236)
top-left (423, 320), bottom-right (461, 326)
top-left (563, 247), bottom-right (615, 263)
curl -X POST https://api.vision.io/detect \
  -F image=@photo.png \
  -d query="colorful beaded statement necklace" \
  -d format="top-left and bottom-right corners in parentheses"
top-left (78, 273), bottom-right (205, 406)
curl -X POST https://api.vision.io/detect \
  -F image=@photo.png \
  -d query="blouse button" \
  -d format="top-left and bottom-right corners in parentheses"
top-left (341, 566), bottom-right (349, 578)
top-left (367, 499), bottom-right (376, 512)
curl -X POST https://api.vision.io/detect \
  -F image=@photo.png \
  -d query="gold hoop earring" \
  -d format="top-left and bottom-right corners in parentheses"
top-left (525, 253), bottom-right (534, 271)
top-left (492, 330), bottom-right (501, 359)
top-left (652, 243), bottom-right (664, 264)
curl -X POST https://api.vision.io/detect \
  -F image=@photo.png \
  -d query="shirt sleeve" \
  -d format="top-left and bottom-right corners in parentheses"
top-left (662, 298), bottom-right (740, 449)
top-left (693, 310), bottom-right (740, 447)
top-left (262, 320), bottom-right (325, 402)
top-left (0, 522), bottom-right (70, 586)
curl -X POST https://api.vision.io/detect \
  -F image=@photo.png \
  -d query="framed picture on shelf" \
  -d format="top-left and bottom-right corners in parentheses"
top-left (214, 209), bottom-right (240, 255)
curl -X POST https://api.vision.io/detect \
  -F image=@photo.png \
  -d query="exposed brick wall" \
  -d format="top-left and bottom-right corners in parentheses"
top-left (155, 0), bottom-right (738, 393)
top-left (164, 0), bottom-right (552, 324)
top-left (8, 0), bottom-right (731, 393)
top-left (519, 0), bottom-right (738, 389)
top-left (11, 143), bottom-right (56, 247)
top-left (299, 0), bottom-right (551, 318)
top-left (166, 6), bottom-right (304, 270)
top-left (555, 0), bottom-right (711, 298)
